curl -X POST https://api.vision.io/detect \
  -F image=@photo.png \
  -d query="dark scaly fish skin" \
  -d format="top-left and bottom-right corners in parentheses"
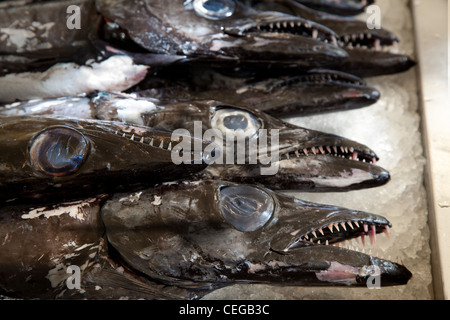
top-left (0, 95), bottom-right (390, 192)
top-left (0, 181), bottom-right (411, 299)
top-left (0, 116), bottom-right (209, 205)
top-left (246, 0), bottom-right (416, 77)
top-left (95, 0), bottom-right (348, 68)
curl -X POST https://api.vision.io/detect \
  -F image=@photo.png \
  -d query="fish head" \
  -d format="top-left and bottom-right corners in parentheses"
top-left (101, 180), bottom-right (411, 288)
top-left (96, 0), bottom-right (348, 67)
top-left (0, 116), bottom-right (209, 204)
top-left (271, 122), bottom-right (390, 191)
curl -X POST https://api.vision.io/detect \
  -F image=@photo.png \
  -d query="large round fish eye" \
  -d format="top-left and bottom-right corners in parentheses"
top-left (193, 0), bottom-right (236, 20)
top-left (29, 127), bottom-right (90, 177)
top-left (211, 108), bottom-right (260, 140)
top-left (219, 185), bottom-right (274, 232)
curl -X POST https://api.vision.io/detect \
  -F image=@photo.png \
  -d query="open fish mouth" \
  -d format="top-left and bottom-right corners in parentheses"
top-left (283, 216), bottom-right (390, 249)
top-left (226, 15), bottom-right (339, 46)
top-left (99, 180), bottom-right (412, 289)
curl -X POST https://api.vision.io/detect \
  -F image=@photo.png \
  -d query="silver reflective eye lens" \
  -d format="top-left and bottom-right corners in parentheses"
top-left (219, 185), bottom-right (274, 232)
top-left (193, 0), bottom-right (236, 20)
top-left (211, 108), bottom-right (260, 140)
top-left (29, 127), bottom-right (89, 177)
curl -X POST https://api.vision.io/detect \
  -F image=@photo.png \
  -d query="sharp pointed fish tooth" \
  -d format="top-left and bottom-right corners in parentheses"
top-left (372, 157), bottom-right (377, 165)
top-left (311, 147), bottom-right (317, 155)
top-left (344, 147), bottom-right (349, 153)
top-left (276, 22), bottom-right (281, 29)
top-left (149, 138), bottom-right (154, 146)
top-left (122, 133), bottom-right (126, 138)
top-left (370, 225), bottom-right (377, 245)
top-left (283, 21), bottom-right (287, 28)
top-left (312, 29), bottom-right (318, 39)
top-left (304, 234), bottom-right (309, 240)
top-left (334, 223), bottom-right (340, 232)
top-left (114, 130), bottom-right (118, 135)
top-left (333, 146), bottom-right (338, 153)
top-left (352, 151), bottom-right (359, 161)
top-left (340, 146), bottom-right (345, 153)
top-left (326, 146), bottom-right (332, 153)
top-left (130, 134), bottom-right (135, 141)
top-left (328, 224), bottom-right (334, 233)
top-left (363, 224), bottom-right (369, 233)
top-left (159, 141), bottom-right (164, 149)
top-left (303, 148), bottom-right (309, 156)
top-left (295, 150), bottom-right (300, 157)
top-left (347, 221), bottom-right (354, 230)
top-left (318, 146), bottom-right (325, 154)
top-left (354, 221), bottom-right (360, 228)
top-left (317, 240), bottom-right (321, 244)
top-left (360, 233), bottom-right (366, 246)
top-left (349, 147), bottom-right (355, 153)
top-left (139, 136), bottom-right (144, 143)
top-left (311, 231), bottom-right (317, 238)
top-left (340, 222), bottom-right (347, 231)
top-left (290, 21), bottom-right (295, 28)
top-left (318, 228), bottom-right (324, 236)
top-left (325, 240), bottom-right (329, 245)
top-left (269, 23), bottom-right (274, 29)
top-left (167, 142), bottom-right (172, 151)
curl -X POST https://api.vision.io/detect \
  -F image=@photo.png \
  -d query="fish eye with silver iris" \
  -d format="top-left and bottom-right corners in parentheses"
top-left (29, 127), bottom-right (90, 177)
top-left (219, 185), bottom-right (274, 232)
top-left (192, 0), bottom-right (236, 20)
top-left (210, 108), bottom-right (261, 140)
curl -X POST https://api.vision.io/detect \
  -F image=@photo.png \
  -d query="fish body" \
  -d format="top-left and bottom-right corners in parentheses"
top-left (0, 180), bottom-right (411, 299)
